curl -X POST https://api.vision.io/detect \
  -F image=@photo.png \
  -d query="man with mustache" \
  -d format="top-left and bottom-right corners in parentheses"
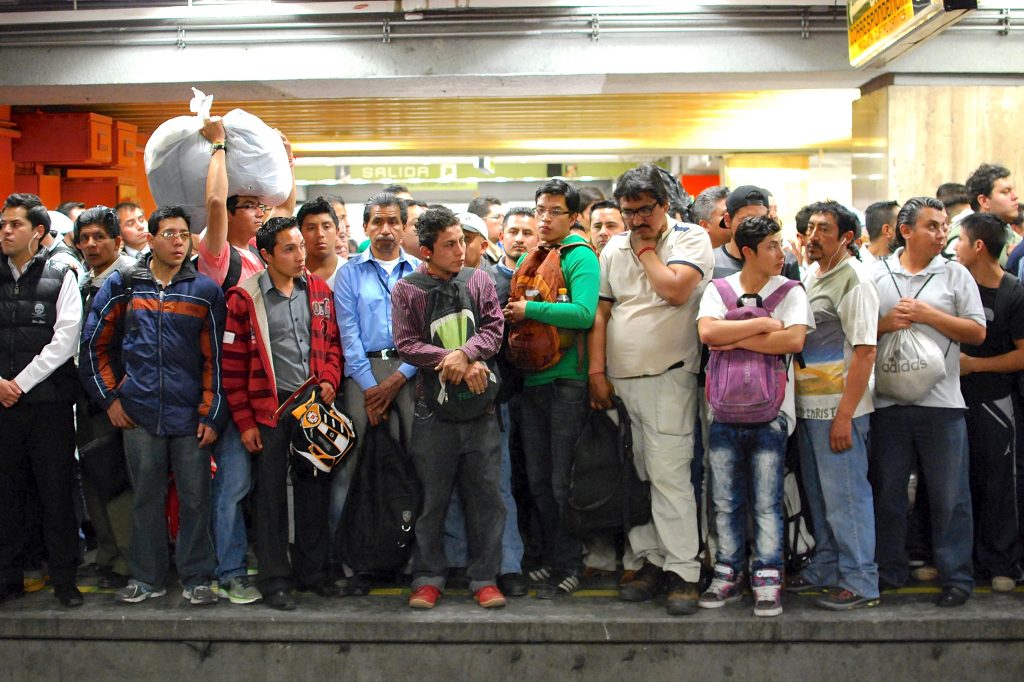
top-left (588, 200), bottom-right (626, 254)
top-left (333, 192), bottom-right (421, 594)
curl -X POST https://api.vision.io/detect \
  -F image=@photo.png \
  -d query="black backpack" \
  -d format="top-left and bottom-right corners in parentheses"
top-left (337, 424), bottom-right (421, 572)
top-left (564, 396), bottom-right (651, 538)
top-left (404, 268), bottom-right (499, 422)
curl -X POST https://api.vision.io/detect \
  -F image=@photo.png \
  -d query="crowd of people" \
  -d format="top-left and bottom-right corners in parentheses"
top-left (1, 122), bottom-right (1022, 619)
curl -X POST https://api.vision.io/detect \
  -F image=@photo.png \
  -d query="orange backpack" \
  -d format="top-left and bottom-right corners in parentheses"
top-left (506, 241), bottom-right (593, 371)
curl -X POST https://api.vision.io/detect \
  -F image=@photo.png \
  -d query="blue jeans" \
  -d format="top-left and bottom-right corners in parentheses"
top-left (708, 417), bottom-right (788, 573)
top-left (123, 429), bottom-right (216, 589)
top-left (869, 406), bottom-right (973, 592)
top-left (796, 416), bottom-right (879, 598)
top-left (211, 419), bottom-right (252, 581)
top-left (443, 401), bottom-right (525, 575)
top-left (519, 381), bottom-right (587, 574)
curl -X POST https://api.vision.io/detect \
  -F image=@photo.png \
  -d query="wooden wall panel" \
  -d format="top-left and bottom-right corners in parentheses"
top-left (853, 84), bottom-right (1024, 211)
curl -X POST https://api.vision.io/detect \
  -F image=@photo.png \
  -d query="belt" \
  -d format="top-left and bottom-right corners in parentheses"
top-left (367, 348), bottom-right (400, 360)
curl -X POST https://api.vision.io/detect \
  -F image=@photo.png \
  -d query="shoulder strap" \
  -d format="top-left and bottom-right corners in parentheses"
top-left (712, 278), bottom-right (740, 312)
top-left (882, 257), bottom-right (904, 298)
top-left (913, 273), bottom-right (936, 299)
top-left (224, 246), bottom-right (243, 292)
top-left (762, 279), bottom-right (802, 313)
top-left (404, 270), bottom-right (436, 292)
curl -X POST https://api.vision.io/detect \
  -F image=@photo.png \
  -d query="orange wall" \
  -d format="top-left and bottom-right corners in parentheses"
top-left (0, 106), bottom-right (14, 199)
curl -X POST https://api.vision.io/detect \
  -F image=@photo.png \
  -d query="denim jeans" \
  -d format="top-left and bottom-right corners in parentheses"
top-left (211, 419), bottom-right (252, 582)
top-left (123, 429), bottom-right (216, 589)
top-left (796, 416), bottom-right (879, 598)
top-left (519, 381), bottom-right (588, 574)
top-left (708, 417), bottom-right (788, 573)
top-left (869, 406), bottom-right (974, 592)
top-left (443, 401), bottom-right (525, 575)
top-left (410, 404), bottom-right (505, 593)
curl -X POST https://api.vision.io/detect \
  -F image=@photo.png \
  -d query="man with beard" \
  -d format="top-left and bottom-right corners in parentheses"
top-left (860, 201), bottom-right (899, 268)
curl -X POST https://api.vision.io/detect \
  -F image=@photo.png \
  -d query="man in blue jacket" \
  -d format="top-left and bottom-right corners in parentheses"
top-left (80, 206), bottom-right (227, 605)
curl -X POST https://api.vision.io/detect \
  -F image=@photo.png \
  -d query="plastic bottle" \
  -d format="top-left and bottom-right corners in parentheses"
top-left (555, 287), bottom-right (570, 303)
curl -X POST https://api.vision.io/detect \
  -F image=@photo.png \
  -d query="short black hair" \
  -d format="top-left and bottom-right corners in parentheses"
top-left (114, 201), bottom-right (142, 215)
top-left (3, 193), bottom-right (50, 233)
top-left (362, 192), bottom-right (407, 226)
top-left (226, 195), bottom-right (240, 214)
top-left (503, 206), bottom-right (535, 226)
top-left (895, 196), bottom-right (945, 248)
top-left (577, 185), bottom-right (606, 208)
top-left (864, 200), bottom-right (899, 241)
top-left (148, 206), bottom-right (190, 235)
top-left (382, 183), bottom-right (409, 196)
top-left (467, 196), bottom-right (501, 219)
top-left (966, 164), bottom-right (1011, 212)
top-left (256, 216), bottom-right (298, 255)
top-left (416, 205), bottom-right (460, 251)
top-left (805, 200), bottom-right (862, 241)
top-left (57, 201), bottom-right (85, 218)
top-left (793, 205), bottom-right (813, 236)
top-left (588, 199), bottom-right (620, 218)
top-left (1012, 203), bottom-right (1024, 229)
top-left (692, 185), bottom-right (729, 225)
top-left (297, 196), bottom-right (338, 229)
top-left (961, 211), bottom-right (1007, 260)
top-left (936, 182), bottom-right (970, 209)
top-left (734, 215), bottom-right (781, 261)
top-left (535, 178), bottom-right (581, 214)
top-left (74, 206), bottom-right (120, 243)
top-left (613, 164), bottom-right (669, 206)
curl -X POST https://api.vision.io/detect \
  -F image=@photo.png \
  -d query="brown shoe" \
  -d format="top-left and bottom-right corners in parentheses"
top-left (665, 573), bottom-right (699, 616)
top-left (619, 570), bottom-right (637, 586)
top-left (619, 562), bottom-right (665, 602)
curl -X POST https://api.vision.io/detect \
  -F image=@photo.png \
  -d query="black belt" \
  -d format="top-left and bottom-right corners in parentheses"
top-left (367, 348), bottom-right (400, 360)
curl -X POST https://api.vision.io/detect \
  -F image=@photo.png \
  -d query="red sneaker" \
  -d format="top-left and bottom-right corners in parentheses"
top-left (474, 585), bottom-right (507, 608)
top-left (408, 585), bottom-right (441, 609)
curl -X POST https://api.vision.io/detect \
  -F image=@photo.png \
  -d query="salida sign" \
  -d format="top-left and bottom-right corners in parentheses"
top-left (356, 165), bottom-right (433, 180)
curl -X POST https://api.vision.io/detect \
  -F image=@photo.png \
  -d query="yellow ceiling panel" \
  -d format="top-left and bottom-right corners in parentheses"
top-left (60, 89), bottom-right (857, 156)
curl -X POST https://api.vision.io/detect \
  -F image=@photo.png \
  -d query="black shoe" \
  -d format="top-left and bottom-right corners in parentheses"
top-left (0, 583), bottom-right (26, 605)
top-left (343, 573), bottom-right (371, 597)
top-left (76, 562), bottom-right (106, 579)
top-left (98, 571), bottom-right (129, 589)
top-left (497, 573), bottom-right (529, 598)
top-left (263, 589), bottom-right (297, 611)
top-left (936, 585), bottom-right (970, 608)
top-left (54, 585), bottom-right (84, 608)
top-left (619, 562), bottom-right (665, 602)
top-left (665, 573), bottom-right (699, 616)
top-left (297, 581), bottom-right (343, 598)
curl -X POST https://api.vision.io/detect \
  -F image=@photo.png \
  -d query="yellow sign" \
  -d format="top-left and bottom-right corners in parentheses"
top-left (847, 0), bottom-right (964, 68)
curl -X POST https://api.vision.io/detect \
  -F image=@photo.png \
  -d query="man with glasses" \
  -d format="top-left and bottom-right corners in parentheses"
top-left (195, 117), bottom-right (294, 606)
top-left (468, 195), bottom-right (505, 266)
top-left (589, 165), bottom-right (714, 615)
top-left (502, 179), bottom-right (600, 598)
top-left (81, 206), bottom-right (225, 606)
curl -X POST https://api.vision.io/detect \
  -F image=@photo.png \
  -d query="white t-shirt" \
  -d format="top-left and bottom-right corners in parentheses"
top-left (697, 273), bottom-right (815, 434)
top-left (374, 255), bottom-right (401, 276)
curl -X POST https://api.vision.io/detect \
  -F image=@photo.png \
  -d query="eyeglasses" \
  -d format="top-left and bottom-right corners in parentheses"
top-left (237, 203), bottom-right (269, 213)
top-left (535, 207), bottom-right (569, 218)
top-left (485, 213), bottom-right (506, 222)
top-left (157, 230), bottom-right (191, 242)
top-left (620, 204), bottom-right (658, 220)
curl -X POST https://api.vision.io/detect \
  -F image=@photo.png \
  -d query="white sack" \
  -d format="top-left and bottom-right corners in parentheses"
top-left (144, 88), bottom-right (291, 230)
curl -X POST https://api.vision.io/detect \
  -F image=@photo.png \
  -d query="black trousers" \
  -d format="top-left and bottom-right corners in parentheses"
top-left (0, 401), bottom-right (79, 589)
top-left (254, 391), bottom-right (334, 593)
top-left (966, 395), bottom-right (1022, 578)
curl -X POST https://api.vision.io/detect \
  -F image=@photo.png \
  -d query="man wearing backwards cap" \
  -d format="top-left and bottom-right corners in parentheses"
top-left (713, 185), bottom-right (801, 281)
top-left (458, 212), bottom-right (491, 270)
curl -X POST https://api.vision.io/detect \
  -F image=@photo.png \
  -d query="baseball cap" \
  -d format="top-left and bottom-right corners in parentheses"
top-left (457, 212), bottom-right (488, 239)
top-left (47, 210), bottom-right (75, 236)
top-left (722, 185), bottom-right (771, 227)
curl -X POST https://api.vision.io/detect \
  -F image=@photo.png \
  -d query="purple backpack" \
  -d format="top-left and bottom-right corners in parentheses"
top-left (705, 278), bottom-right (801, 425)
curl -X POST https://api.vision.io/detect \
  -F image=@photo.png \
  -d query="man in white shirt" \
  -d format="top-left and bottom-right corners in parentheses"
top-left (0, 193), bottom-right (84, 607)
